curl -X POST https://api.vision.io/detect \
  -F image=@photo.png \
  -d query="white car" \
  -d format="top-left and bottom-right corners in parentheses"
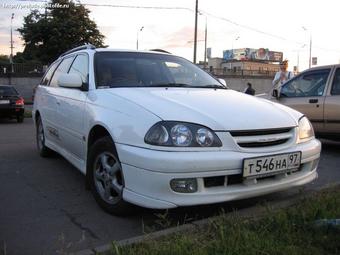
top-left (33, 45), bottom-right (321, 215)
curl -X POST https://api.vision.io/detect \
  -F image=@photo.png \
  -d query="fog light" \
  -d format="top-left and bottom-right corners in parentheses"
top-left (170, 178), bottom-right (197, 193)
top-left (311, 158), bottom-right (320, 171)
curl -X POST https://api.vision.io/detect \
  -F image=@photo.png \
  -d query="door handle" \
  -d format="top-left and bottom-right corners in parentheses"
top-left (56, 100), bottom-right (61, 105)
top-left (309, 99), bottom-right (318, 104)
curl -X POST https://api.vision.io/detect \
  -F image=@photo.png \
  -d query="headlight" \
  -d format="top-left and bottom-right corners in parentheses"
top-left (196, 128), bottom-right (214, 146)
top-left (145, 121), bottom-right (222, 147)
top-left (171, 124), bottom-right (193, 146)
top-left (297, 116), bottom-right (314, 143)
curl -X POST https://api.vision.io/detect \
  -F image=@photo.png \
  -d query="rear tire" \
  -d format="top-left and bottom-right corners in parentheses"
top-left (17, 115), bottom-right (24, 123)
top-left (36, 116), bottom-right (53, 157)
top-left (87, 136), bottom-right (133, 215)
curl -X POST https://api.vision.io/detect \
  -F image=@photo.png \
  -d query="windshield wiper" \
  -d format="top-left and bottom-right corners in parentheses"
top-left (202, 84), bottom-right (227, 89)
top-left (147, 83), bottom-right (192, 88)
top-left (147, 83), bottom-right (226, 89)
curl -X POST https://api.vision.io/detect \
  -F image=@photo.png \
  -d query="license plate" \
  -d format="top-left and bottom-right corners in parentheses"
top-left (243, 151), bottom-right (301, 178)
top-left (0, 100), bottom-right (10, 104)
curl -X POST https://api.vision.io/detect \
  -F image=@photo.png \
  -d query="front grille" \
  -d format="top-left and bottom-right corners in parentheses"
top-left (238, 139), bottom-right (289, 148)
top-left (204, 176), bottom-right (225, 187)
top-left (230, 127), bottom-right (294, 148)
top-left (230, 128), bottom-right (292, 137)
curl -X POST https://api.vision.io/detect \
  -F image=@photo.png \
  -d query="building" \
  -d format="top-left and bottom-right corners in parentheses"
top-left (207, 48), bottom-right (283, 77)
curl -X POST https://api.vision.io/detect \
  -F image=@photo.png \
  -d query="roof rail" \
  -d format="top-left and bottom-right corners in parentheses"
top-left (149, 49), bottom-right (172, 54)
top-left (59, 43), bottom-right (96, 58)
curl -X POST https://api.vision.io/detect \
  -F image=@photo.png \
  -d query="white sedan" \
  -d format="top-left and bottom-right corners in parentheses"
top-left (33, 45), bottom-right (321, 215)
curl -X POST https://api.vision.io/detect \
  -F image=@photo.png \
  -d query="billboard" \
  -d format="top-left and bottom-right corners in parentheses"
top-left (223, 48), bottom-right (283, 62)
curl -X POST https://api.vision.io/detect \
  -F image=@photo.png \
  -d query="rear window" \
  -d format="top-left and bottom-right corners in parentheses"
top-left (0, 86), bottom-right (18, 96)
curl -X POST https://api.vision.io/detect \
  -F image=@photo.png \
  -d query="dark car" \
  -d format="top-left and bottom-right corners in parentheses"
top-left (0, 85), bottom-right (25, 123)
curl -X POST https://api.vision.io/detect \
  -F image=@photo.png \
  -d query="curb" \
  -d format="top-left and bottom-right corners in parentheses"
top-left (72, 182), bottom-right (340, 255)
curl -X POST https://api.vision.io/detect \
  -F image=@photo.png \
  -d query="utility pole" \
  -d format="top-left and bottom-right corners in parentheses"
top-left (203, 16), bottom-right (207, 69)
top-left (10, 13), bottom-right (14, 73)
top-left (302, 26), bottom-right (312, 69)
top-left (136, 26), bottom-right (144, 50)
top-left (309, 34), bottom-right (312, 68)
top-left (193, 0), bottom-right (198, 64)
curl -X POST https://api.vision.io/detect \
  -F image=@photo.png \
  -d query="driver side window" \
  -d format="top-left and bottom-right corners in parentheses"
top-left (280, 69), bottom-right (330, 98)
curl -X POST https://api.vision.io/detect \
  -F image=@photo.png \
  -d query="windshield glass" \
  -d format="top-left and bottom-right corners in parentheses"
top-left (94, 52), bottom-right (224, 89)
top-left (0, 86), bottom-right (18, 96)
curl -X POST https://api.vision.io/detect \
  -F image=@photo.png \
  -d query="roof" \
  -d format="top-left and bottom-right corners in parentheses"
top-left (59, 44), bottom-right (172, 59)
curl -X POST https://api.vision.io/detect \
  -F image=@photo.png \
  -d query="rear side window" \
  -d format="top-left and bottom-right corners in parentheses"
top-left (49, 56), bottom-right (75, 87)
top-left (331, 68), bottom-right (340, 95)
top-left (41, 60), bottom-right (60, 85)
top-left (68, 54), bottom-right (89, 84)
top-left (281, 69), bottom-right (330, 97)
top-left (0, 86), bottom-right (18, 96)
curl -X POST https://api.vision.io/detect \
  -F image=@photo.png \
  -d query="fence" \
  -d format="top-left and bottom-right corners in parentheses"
top-left (203, 68), bottom-right (276, 78)
top-left (0, 63), bottom-right (276, 79)
top-left (0, 63), bottom-right (45, 77)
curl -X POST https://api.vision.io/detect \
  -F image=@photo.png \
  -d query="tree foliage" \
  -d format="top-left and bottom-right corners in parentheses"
top-left (18, 0), bottom-right (105, 64)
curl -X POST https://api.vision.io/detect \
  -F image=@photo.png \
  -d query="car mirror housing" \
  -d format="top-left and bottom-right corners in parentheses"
top-left (218, 78), bottom-right (227, 87)
top-left (58, 73), bottom-right (83, 88)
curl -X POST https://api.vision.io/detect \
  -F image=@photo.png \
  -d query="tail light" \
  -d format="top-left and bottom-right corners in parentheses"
top-left (15, 97), bottom-right (24, 106)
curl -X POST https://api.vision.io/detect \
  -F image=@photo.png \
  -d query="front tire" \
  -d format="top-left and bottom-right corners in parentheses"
top-left (36, 116), bottom-right (53, 157)
top-left (87, 136), bottom-right (132, 215)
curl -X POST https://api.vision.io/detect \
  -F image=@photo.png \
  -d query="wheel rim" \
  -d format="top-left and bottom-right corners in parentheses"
top-left (37, 120), bottom-right (44, 151)
top-left (93, 152), bottom-right (123, 204)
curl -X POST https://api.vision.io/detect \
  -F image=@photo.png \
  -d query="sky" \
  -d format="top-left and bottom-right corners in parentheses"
top-left (1, 0), bottom-right (340, 71)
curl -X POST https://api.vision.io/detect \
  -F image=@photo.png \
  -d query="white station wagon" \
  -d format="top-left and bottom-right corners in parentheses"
top-left (33, 45), bottom-right (321, 215)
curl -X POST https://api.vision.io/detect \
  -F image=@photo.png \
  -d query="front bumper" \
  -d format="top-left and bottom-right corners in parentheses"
top-left (117, 139), bottom-right (321, 209)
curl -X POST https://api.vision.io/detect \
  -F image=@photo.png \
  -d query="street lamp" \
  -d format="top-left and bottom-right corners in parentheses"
top-left (10, 13), bottom-right (14, 73)
top-left (231, 36), bottom-right (240, 58)
top-left (296, 44), bottom-right (306, 73)
top-left (136, 26), bottom-right (144, 50)
top-left (193, 0), bottom-right (198, 64)
top-left (198, 11), bottom-right (208, 69)
top-left (302, 26), bottom-right (312, 68)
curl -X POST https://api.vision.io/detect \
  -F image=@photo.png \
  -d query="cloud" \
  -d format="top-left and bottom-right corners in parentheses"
top-left (161, 26), bottom-right (205, 49)
top-left (0, 32), bottom-right (24, 55)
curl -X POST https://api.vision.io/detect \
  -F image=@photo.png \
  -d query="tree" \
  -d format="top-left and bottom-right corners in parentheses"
top-left (0, 55), bottom-right (10, 65)
top-left (18, 0), bottom-right (105, 64)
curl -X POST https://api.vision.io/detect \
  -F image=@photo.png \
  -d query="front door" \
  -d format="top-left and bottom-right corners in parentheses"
top-left (324, 67), bottom-right (340, 135)
top-left (56, 53), bottom-right (89, 161)
top-left (277, 68), bottom-right (331, 133)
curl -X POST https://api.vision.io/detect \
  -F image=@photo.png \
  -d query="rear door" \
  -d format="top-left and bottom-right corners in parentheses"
top-left (45, 56), bottom-right (75, 146)
top-left (278, 68), bottom-right (331, 133)
top-left (35, 60), bottom-right (61, 144)
top-left (323, 67), bottom-right (340, 135)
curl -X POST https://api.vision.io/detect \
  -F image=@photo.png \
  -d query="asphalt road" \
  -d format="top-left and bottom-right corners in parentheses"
top-left (1, 119), bottom-right (340, 255)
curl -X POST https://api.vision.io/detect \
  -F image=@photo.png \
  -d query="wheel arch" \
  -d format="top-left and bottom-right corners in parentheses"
top-left (86, 124), bottom-right (120, 188)
top-left (34, 110), bottom-right (41, 123)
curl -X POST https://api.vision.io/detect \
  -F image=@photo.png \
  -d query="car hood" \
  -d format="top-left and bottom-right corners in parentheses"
top-left (105, 88), bottom-right (300, 130)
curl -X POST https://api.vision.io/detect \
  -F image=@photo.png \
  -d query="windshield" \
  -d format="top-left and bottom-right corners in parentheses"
top-left (94, 52), bottom-right (224, 89)
top-left (0, 86), bottom-right (18, 96)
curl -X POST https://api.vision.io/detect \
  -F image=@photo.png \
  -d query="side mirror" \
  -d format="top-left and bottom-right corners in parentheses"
top-left (218, 78), bottom-right (227, 87)
top-left (58, 73), bottom-right (83, 88)
top-left (272, 89), bottom-right (279, 99)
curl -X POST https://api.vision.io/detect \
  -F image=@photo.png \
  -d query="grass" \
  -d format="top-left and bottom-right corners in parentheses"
top-left (24, 109), bottom-right (32, 118)
top-left (106, 185), bottom-right (340, 255)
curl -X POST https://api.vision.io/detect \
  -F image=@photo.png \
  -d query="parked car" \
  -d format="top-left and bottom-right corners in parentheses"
top-left (0, 85), bottom-right (25, 123)
top-left (33, 45), bottom-right (321, 215)
top-left (268, 65), bottom-right (340, 140)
